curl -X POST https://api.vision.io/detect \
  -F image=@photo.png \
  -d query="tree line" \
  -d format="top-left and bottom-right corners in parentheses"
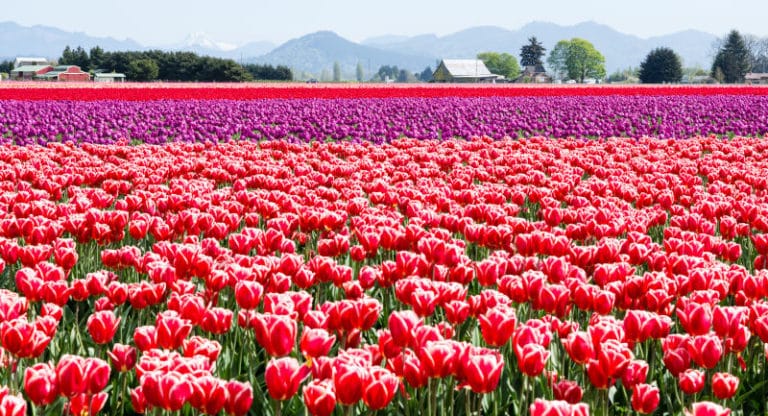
top-left (52, 46), bottom-right (293, 82)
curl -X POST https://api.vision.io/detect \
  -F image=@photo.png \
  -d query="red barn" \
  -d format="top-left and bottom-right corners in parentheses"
top-left (9, 65), bottom-right (53, 80)
top-left (37, 66), bottom-right (91, 82)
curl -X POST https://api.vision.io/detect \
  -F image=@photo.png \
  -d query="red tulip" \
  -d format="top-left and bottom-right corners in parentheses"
top-left (401, 350), bottom-right (428, 389)
top-left (333, 362), bottom-right (368, 406)
top-left (0, 318), bottom-right (35, 356)
top-left (133, 325), bottom-right (157, 351)
top-left (190, 375), bottom-right (228, 415)
top-left (155, 311), bottom-right (193, 350)
top-left (303, 379), bottom-right (336, 416)
top-left (362, 367), bottom-right (399, 410)
top-left (140, 371), bottom-right (193, 411)
top-left (464, 350), bottom-right (504, 394)
top-left (130, 387), bottom-right (147, 414)
top-left (529, 399), bottom-right (589, 416)
top-left (678, 369), bottom-right (706, 395)
top-left (685, 402), bottom-right (731, 416)
top-left (67, 392), bottom-right (107, 416)
top-left (300, 328), bottom-right (336, 359)
top-left (83, 358), bottom-right (111, 395)
top-left (597, 339), bottom-right (632, 378)
top-left (252, 313), bottom-right (297, 357)
top-left (200, 307), bottom-right (233, 335)
top-left (56, 355), bottom-right (86, 398)
top-left (677, 300), bottom-right (712, 336)
top-left (87, 310), bottom-right (121, 345)
top-left (563, 331), bottom-right (594, 364)
top-left (517, 343), bottom-right (550, 377)
top-left (224, 380), bottom-right (253, 416)
top-left (663, 347), bottom-right (691, 377)
top-left (24, 362), bottom-right (59, 406)
top-left (711, 372), bottom-right (739, 400)
top-left (621, 359), bottom-right (649, 389)
top-left (552, 379), bottom-right (583, 404)
top-left (443, 300), bottom-right (470, 325)
top-left (0, 394), bottom-right (27, 416)
top-left (419, 340), bottom-right (458, 379)
top-left (234, 280), bottom-right (263, 310)
top-left (388, 310), bottom-right (421, 348)
top-left (631, 384), bottom-right (660, 414)
top-left (265, 357), bottom-right (311, 401)
top-left (687, 334), bottom-right (723, 369)
top-left (478, 306), bottom-right (516, 347)
top-left (107, 343), bottom-right (137, 373)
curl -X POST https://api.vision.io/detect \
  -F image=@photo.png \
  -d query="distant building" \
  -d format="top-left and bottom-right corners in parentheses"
top-left (36, 65), bottom-right (91, 82)
top-left (432, 59), bottom-right (499, 83)
top-left (745, 73), bottom-right (768, 85)
top-left (94, 72), bottom-right (127, 83)
top-left (515, 65), bottom-right (552, 83)
top-left (13, 57), bottom-right (48, 69)
top-left (10, 65), bottom-right (53, 80)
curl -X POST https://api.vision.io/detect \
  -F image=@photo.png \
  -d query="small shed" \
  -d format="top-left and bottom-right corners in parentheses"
top-left (432, 59), bottom-right (498, 83)
top-left (13, 57), bottom-right (48, 69)
top-left (37, 65), bottom-right (91, 82)
top-left (94, 73), bottom-right (127, 83)
top-left (515, 65), bottom-right (552, 83)
top-left (745, 73), bottom-right (768, 85)
top-left (10, 65), bottom-right (53, 80)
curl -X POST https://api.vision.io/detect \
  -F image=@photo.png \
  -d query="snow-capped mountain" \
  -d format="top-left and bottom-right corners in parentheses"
top-left (179, 32), bottom-right (238, 52)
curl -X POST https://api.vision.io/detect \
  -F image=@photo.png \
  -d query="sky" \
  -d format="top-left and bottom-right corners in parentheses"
top-left (3, 0), bottom-right (766, 46)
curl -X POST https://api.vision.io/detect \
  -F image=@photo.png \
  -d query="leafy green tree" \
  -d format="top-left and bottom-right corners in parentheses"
top-left (711, 30), bottom-right (751, 83)
top-left (520, 37), bottom-right (546, 67)
top-left (639, 47), bottom-right (683, 83)
top-left (376, 65), bottom-right (399, 82)
top-left (356, 62), bottom-right (364, 82)
top-left (126, 59), bottom-right (159, 81)
top-left (320, 68), bottom-right (332, 82)
top-left (333, 61), bottom-right (342, 82)
top-left (547, 38), bottom-right (605, 82)
top-left (477, 52), bottom-right (520, 79)
top-left (547, 41), bottom-right (570, 80)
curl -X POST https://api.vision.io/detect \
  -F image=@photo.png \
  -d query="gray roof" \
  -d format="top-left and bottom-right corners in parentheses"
top-left (746, 73), bottom-right (768, 79)
top-left (95, 73), bottom-right (126, 78)
top-left (10, 65), bottom-right (50, 73)
top-left (440, 59), bottom-right (494, 78)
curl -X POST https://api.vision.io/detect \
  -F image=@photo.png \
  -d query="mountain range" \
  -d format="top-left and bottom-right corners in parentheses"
top-left (0, 20), bottom-right (720, 76)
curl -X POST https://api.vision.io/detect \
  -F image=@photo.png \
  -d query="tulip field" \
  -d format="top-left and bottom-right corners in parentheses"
top-left (1, 84), bottom-right (768, 416)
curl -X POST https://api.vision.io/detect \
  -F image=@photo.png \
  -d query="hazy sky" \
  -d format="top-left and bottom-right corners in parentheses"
top-left (3, 0), bottom-right (765, 45)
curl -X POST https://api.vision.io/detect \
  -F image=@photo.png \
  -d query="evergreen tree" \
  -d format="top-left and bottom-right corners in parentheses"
top-left (356, 62), bottom-right (365, 82)
top-left (333, 61), bottom-right (342, 82)
top-left (638, 47), bottom-right (683, 83)
top-left (419, 66), bottom-right (433, 82)
top-left (520, 37), bottom-right (546, 67)
top-left (89, 46), bottom-right (105, 70)
top-left (711, 30), bottom-right (751, 83)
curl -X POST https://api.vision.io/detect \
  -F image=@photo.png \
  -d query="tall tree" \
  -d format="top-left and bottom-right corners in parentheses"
top-left (520, 37), bottom-right (546, 67)
top-left (547, 38), bottom-right (606, 83)
top-left (638, 47), bottom-right (683, 83)
top-left (356, 62), bottom-right (365, 82)
top-left (477, 52), bottom-right (520, 79)
top-left (711, 30), bottom-right (751, 83)
top-left (333, 61), bottom-right (342, 82)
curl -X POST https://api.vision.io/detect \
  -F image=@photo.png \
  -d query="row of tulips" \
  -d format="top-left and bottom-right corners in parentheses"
top-left (0, 137), bottom-right (765, 415)
top-left (1, 84), bottom-right (768, 100)
top-left (2, 96), bottom-right (768, 145)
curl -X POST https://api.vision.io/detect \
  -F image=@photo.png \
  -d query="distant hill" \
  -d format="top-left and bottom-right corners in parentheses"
top-left (362, 21), bottom-right (720, 73)
top-left (0, 21), bottom-right (142, 60)
top-left (253, 31), bottom-right (435, 78)
top-left (0, 20), bottom-right (721, 76)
